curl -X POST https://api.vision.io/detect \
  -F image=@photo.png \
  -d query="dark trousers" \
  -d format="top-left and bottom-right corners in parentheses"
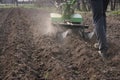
top-left (90, 0), bottom-right (109, 51)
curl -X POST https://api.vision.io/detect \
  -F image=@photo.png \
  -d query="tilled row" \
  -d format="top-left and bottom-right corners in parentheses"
top-left (0, 8), bottom-right (38, 80)
top-left (0, 8), bottom-right (120, 80)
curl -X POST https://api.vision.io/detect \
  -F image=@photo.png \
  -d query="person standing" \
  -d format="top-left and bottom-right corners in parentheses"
top-left (89, 0), bottom-right (110, 59)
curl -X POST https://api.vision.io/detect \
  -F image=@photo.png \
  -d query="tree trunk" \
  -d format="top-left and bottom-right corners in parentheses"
top-left (81, 0), bottom-right (87, 11)
top-left (0, 0), bottom-right (2, 3)
top-left (76, 0), bottom-right (80, 10)
top-left (29, 0), bottom-right (31, 4)
top-left (110, 0), bottom-right (116, 11)
top-left (15, 0), bottom-right (18, 6)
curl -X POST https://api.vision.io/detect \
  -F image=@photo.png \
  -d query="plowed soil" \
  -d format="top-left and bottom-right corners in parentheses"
top-left (0, 8), bottom-right (120, 80)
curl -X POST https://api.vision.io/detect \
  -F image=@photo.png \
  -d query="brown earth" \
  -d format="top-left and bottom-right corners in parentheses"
top-left (0, 8), bottom-right (120, 80)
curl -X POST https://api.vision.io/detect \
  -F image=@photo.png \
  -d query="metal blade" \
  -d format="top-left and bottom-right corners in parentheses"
top-left (56, 29), bottom-right (71, 42)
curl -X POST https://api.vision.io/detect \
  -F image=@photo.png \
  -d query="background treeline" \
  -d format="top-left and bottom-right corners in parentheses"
top-left (53, 0), bottom-right (120, 11)
top-left (0, 0), bottom-right (120, 11)
top-left (77, 0), bottom-right (120, 11)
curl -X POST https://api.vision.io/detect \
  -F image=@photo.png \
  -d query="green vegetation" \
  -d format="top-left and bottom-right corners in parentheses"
top-left (0, 4), bottom-right (16, 8)
top-left (0, 3), bottom-right (120, 16)
top-left (0, 4), bottom-right (55, 12)
top-left (0, 4), bottom-right (37, 9)
top-left (111, 10), bottom-right (120, 15)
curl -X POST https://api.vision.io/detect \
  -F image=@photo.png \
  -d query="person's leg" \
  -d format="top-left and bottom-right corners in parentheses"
top-left (103, 0), bottom-right (109, 32)
top-left (90, 0), bottom-right (108, 52)
top-left (104, 0), bottom-right (109, 12)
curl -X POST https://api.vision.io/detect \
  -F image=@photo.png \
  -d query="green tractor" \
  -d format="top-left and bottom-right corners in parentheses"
top-left (50, 0), bottom-right (89, 40)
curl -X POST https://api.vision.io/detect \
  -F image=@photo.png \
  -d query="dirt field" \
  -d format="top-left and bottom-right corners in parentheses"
top-left (0, 8), bottom-right (120, 80)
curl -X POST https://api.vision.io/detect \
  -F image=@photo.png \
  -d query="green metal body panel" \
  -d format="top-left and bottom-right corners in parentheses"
top-left (50, 13), bottom-right (63, 23)
top-left (50, 0), bottom-right (83, 24)
top-left (50, 13), bottom-right (83, 23)
top-left (70, 14), bottom-right (83, 23)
